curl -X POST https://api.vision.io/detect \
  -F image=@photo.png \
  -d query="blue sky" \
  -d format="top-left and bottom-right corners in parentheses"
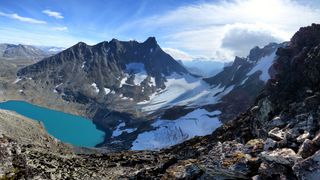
top-left (1, 0), bottom-right (320, 61)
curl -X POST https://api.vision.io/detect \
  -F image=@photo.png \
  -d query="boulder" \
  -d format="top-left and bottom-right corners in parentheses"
top-left (260, 148), bottom-right (302, 166)
top-left (296, 131), bottom-right (310, 143)
top-left (163, 159), bottom-right (202, 179)
top-left (267, 116), bottom-right (286, 129)
top-left (268, 128), bottom-right (286, 141)
top-left (245, 139), bottom-right (264, 155)
top-left (202, 141), bottom-right (252, 179)
top-left (297, 139), bottom-right (318, 159)
top-left (312, 132), bottom-right (320, 146)
top-left (293, 150), bottom-right (320, 179)
top-left (264, 138), bottom-right (277, 151)
top-left (258, 162), bottom-right (288, 177)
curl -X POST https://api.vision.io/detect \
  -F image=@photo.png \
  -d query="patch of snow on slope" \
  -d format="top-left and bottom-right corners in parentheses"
top-left (120, 76), bottom-right (128, 87)
top-left (48, 47), bottom-right (64, 52)
top-left (54, 83), bottom-right (63, 93)
top-left (81, 61), bottom-right (86, 69)
top-left (138, 73), bottom-right (234, 114)
top-left (131, 109), bottom-right (222, 150)
top-left (12, 77), bottom-right (22, 84)
top-left (247, 51), bottom-right (276, 82)
top-left (240, 77), bottom-right (249, 85)
top-left (104, 88), bottom-right (111, 94)
top-left (91, 83), bottom-right (99, 93)
top-left (112, 122), bottom-right (137, 137)
top-left (149, 77), bottom-right (156, 86)
top-left (126, 63), bottom-right (148, 85)
top-left (134, 74), bottom-right (147, 85)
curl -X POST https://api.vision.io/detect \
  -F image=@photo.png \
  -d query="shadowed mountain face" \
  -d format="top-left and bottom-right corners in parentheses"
top-left (203, 42), bottom-right (286, 122)
top-left (18, 37), bottom-right (188, 100)
top-left (17, 38), bottom-right (189, 112)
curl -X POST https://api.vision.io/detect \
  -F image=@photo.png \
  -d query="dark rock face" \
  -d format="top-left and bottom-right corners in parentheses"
top-left (18, 37), bottom-right (188, 103)
top-left (211, 23), bottom-right (320, 179)
top-left (204, 43), bottom-right (284, 122)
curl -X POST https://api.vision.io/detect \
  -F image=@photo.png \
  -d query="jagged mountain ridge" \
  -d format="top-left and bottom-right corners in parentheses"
top-left (18, 37), bottom-right (188, 102)
top-left (14, 37), bottom-right (287, 151)
top-left (2, 24), bottom-right (320, 179)
top-left (16, 37), bottom-right (199, 149)
top-left (203, 42), bottom-right (285, 121)
top-left (137, 42), bottom-right (285, 150)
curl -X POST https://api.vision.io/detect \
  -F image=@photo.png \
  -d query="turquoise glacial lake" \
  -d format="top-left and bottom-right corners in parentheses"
top-left (0, 100), bottom-right (105, 147)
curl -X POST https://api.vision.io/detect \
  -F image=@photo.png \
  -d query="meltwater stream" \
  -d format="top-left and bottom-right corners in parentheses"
top-left (0, 100), bottom-right (105, 147)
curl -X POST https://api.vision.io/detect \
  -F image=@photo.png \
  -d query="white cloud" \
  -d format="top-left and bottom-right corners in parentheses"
top-left (163, 48), bottom-right (193, 61)
top-left (0, 27), bottom-right (98, 48)
top-left (221, 24), bottom-right (282, 57)
top-left (122, 0), bottom-right (320, 61)
top-left (52, 26), bottom-right (68, 31)
top-left (42, 9), bottom-right (64, 19)
top-left (0, 12), bottom-right (46, 24)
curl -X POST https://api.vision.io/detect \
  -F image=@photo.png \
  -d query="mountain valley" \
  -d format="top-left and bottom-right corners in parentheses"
top-left (0, 36), bottom-right (284, 151)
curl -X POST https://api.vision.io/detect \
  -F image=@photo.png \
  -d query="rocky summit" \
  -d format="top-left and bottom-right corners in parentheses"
top-left (1, 24), bottom-right (320, 179)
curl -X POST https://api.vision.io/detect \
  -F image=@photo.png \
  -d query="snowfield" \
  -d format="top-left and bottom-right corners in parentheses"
top-left (126, 63), bottom-right (148, 85)
top-left (138, 73), bottom-right (234, 114)
top-left (247, 51), bottom-right (277, 82)
top-left (112, 122), bottom-right (137, 137)
top-left (91, 83), bottom-right (100, 93)
top-left (131, 109), bottom-right (222, 150)
top-left (104, 87), bottom-right (111, 94)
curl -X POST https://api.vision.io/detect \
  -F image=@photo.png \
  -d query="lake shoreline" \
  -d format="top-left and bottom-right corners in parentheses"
top-left (0, 100), bottom-right (106, 147)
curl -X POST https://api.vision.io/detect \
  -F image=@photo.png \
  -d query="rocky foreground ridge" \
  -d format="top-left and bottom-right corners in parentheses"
top-left (2, 24), bottom-right (320, 179)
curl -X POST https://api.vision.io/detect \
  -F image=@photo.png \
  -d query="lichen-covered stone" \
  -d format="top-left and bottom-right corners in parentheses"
top-left (260, 148), bottom-right (302, 166)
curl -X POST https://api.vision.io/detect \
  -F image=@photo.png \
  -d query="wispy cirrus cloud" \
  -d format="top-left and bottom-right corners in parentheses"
top-left (0, 11), bottom-right (46, 24)
top-left (52, 26), bottom-right (68, 31)
top-left (42, 9), bottom-right (64, 19)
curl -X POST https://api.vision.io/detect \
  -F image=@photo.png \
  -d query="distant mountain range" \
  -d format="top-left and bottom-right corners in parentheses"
top-left (178, 59), bottom-right (225, 77)
top-left (0, 43), bottom-right (63, 62)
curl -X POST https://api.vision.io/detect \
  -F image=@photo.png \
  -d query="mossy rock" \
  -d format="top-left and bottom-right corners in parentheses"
top-left (222, 152), bottom-right (247, 168)
top-left (245, 139), bottom-right (264, 154)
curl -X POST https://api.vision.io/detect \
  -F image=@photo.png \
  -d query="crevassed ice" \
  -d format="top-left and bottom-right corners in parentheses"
top-left (138, 73), bottom-right (234, 114)
top-left (131, 108), bottom-right (222, 150)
